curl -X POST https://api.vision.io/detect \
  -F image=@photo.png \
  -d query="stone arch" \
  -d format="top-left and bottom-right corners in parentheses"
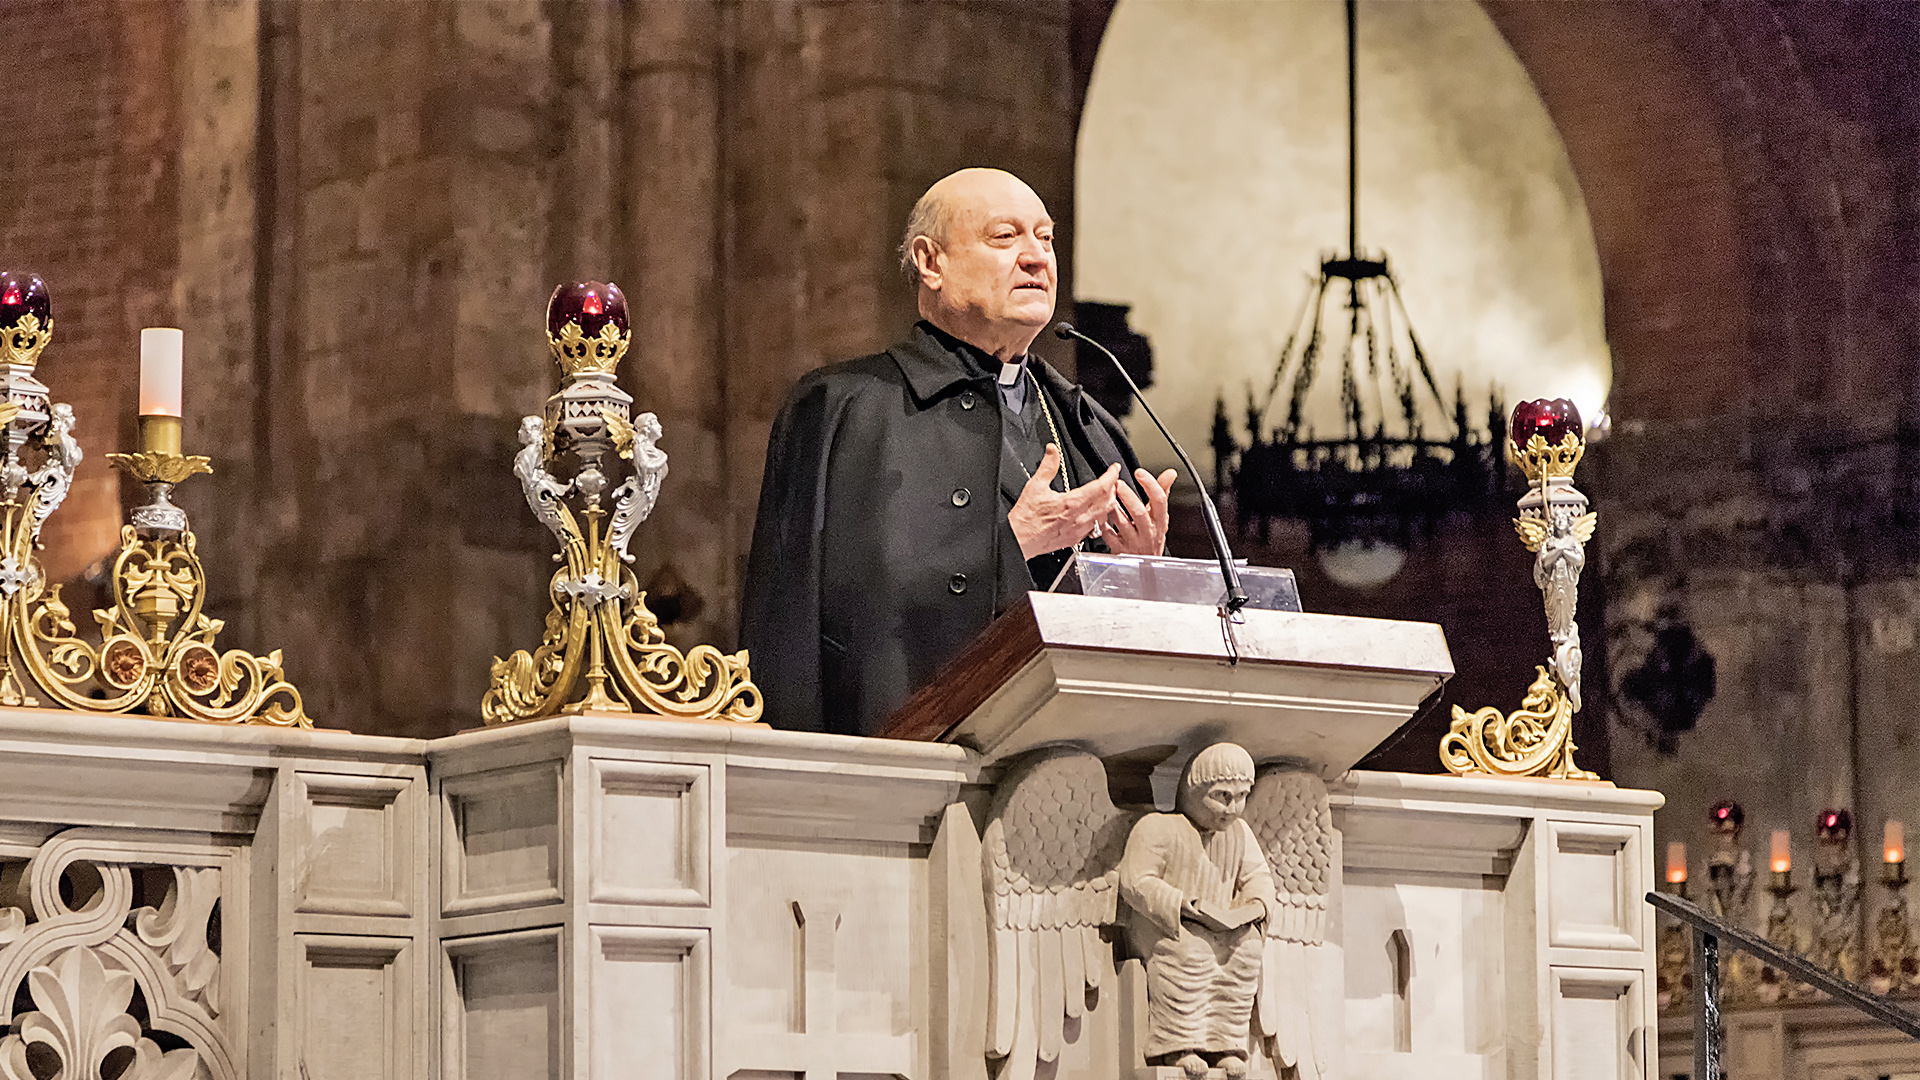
top-left (1064, 0), bottom-right (1862, 428)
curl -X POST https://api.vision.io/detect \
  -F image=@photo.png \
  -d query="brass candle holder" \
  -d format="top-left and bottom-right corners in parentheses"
top-left (1808, 809), bottom-right (1863, 984)
top-left (1870, 830), bottom-right (1919, 995)
top-left (1758, 842), bottom-right (1808, 1003)
top-left (1655, 864), bottom-right (1695, 1013)
top-left (0, 271), bottom-right (309, 726)
top-left (481, 282), bottom-right (760, 726)
top-left (1442, 398), bottom-right (1598, 780)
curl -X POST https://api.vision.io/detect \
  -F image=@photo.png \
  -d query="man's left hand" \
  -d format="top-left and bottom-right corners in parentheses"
top-left (1104, 468), bottom-right (1177, 556)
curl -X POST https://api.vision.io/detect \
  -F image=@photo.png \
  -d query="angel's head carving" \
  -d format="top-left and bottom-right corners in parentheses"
top-left (1177, 742), bottom-right (1255, 833)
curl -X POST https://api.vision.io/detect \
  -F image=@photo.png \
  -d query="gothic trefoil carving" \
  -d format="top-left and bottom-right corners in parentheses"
top-left (0, 830), bottom-right (236, 1080)
top-left (982, 743), bottom-right (1331, 1079)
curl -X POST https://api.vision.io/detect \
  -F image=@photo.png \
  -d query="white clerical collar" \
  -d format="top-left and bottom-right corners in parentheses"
top-left (997, 356), bottom-right (1027, 386)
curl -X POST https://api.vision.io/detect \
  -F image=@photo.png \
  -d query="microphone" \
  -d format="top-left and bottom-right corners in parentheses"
top-left (1053, 321), bottom-right (1248, 614)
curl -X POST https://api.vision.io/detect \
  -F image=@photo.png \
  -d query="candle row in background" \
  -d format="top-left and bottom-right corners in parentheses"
top-left (1665, 817), bottom-right (1904, 884)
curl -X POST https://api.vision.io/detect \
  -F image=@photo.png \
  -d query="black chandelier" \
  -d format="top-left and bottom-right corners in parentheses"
top-left (1217, 0), bottom-right (1507, 588)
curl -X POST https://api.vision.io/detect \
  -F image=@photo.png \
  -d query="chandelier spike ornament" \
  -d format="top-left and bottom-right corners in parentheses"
top-left (1226, 0), bottom-right (1507, 589)
top-left (0, 274), bottom-right (310, 726)
top-left (481, 282), bottom-right (762, 726)
top-left (1441, 398), bottom-right (1598, 780)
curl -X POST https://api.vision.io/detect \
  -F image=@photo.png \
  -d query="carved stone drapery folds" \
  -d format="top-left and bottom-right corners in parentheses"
top-left (0, 829), bottom-right (234, 1080)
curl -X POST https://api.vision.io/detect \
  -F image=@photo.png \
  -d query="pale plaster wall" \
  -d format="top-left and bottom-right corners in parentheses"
top-left (1076, 0), bottom-right (1609, 475)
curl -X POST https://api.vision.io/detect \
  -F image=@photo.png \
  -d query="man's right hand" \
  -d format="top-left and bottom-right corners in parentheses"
top-left (1009, 444), bottom-right (1121, 559)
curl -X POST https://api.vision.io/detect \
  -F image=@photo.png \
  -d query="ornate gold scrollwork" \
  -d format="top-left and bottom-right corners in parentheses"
top-left (483, 280), bottom-right (760, 727)
top-left (103, 450), bottom-right (212, 485)
top-left (1, 311), bottom-right (50, 368)
top-left (16, 526), bottom-right (307, 726)
top-left (548, 320), bottom-right (630, 378)
top-left (0, 443), bottom-right (310, 727)
top-left (1441, 666), bottom-right (1594, 780)
top-left (1510, 430), bottom-right (1584, 483)
top-left (1443, 405), bottom-right (1598, 781)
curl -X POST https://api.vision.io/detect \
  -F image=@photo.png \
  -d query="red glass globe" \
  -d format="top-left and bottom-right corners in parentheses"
top-left (547, 281), bottom-right (628, 340)
top-left (0, 271), bottom-right (51, 331)
top-left (1817, 808), bottom-right (1851, 841)
top-left (1511, 398), bottom-right (1582, 449)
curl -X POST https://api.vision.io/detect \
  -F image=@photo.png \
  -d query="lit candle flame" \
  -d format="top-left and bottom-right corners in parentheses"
top-left (1666, 841), bottom-right (1687, 884)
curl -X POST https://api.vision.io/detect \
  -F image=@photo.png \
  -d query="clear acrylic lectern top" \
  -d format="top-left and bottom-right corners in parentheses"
top-left (1048, 551), bottom-right (1301, 612)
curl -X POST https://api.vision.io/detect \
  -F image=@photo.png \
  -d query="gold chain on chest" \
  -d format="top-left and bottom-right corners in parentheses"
top-left (1024, 367), bottom-right (1074, 491)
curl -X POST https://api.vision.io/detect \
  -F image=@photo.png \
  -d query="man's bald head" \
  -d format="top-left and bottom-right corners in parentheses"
top-left (898, 168), bottom-right (1047, 286)
top-left (898, 169), bottom-right (1057, 361)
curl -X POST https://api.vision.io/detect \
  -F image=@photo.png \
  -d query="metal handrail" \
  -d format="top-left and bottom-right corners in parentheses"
top-left (1645, 890), bottom-right (1920, 1080)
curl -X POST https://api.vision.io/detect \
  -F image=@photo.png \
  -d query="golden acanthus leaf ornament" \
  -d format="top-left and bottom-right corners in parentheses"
top-left (1442, 666), bottom-right (1595, 780)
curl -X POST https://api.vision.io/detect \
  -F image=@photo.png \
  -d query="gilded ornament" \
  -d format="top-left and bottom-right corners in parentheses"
top-left (484, 281), bottom-right (761, 726)
top-left (1508, 430), bottom-right (1585, 483)
top-left (1443, 398), bottom-right (1598, 780)
top-left (0, 312), bottom-right (50, 369)
top-left (0, 292), bottom-right (312, 726)
top-left (549, 320), bottom-right (630, 377)
top-left (1442, 666), bottom-right (1595, 780)
top-left (102, 450), bottom-right (213, 485)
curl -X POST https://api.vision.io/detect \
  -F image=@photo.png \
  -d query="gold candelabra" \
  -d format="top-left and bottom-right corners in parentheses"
top-left (0, 274), bottom-right (309, 726)
top-left (481, 281), bottom-right (761, 726)
top-left (1871, 823), bottom-right (1919, 995)
top-left (1441, 398), bottom-right (1598, 780)
top-left (1655, 864), bottom-right (1695, 1013)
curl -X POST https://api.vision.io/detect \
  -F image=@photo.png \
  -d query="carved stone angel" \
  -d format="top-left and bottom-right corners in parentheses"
top-left (1120, 744), bottom-right (1273, 1078)
top-left (983, 744), bottom-right (1332, 1080)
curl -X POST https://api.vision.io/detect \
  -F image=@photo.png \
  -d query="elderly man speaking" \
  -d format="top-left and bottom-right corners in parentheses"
top-left (741, 167), bottom-right (1177, 736)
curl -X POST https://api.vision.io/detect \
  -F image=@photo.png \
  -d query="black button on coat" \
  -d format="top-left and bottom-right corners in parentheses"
top-left (740, 323), bottom-right (1147, 736)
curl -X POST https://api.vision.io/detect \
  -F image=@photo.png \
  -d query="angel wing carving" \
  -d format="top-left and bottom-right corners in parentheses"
top-left (982, 747), bottom-right (1134, 1079)
top-left (1512, 514), bottom-right (1549, 552)
top-left (1246, 767), bottom-right (1334, 1080)
top-left (1571, 510), bottom-right (1598, 545)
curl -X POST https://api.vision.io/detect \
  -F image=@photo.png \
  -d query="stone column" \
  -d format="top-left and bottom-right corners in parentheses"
top-left (620, 0), bottom-right (730, 652)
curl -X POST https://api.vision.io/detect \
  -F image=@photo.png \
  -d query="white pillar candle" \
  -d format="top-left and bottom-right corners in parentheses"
top-left (139, 328), bottom-right (183, 417)
top-left (1666, 841), bottom-right (1687, 884)
top-left (1770, 828), bottom-right (1791, 874)
top-left (1887, 820), bottom-right (1905, 864)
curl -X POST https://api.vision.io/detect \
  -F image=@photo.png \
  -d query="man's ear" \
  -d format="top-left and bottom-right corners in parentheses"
top-left (911, 235), bottom-right (943, 290)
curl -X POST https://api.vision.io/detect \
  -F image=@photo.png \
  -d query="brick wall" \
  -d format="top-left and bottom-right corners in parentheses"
top-left (0, 0), bottom-right (183, 584)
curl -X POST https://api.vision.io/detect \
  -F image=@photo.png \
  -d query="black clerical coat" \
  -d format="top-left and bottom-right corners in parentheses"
top-left (741, 323), bottom-right (1146, 736)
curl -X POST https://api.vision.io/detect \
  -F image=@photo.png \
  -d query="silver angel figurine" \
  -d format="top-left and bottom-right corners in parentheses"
top-left (1515, 502), bottom-right (1596, 711)
top-left (513, 415), bottom-right (571, 545)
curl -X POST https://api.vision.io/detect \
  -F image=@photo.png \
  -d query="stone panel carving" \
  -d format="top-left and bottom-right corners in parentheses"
top-left (1547, 822), bottom-right (1643, 952)
top-left (1548, 968), bottom-right (1644, 1079)
top-left (441, 765), bottom-right (563, 917)
top-left (589, 927), bottom-right (709, 1080)
top-left (297, 937), bottom-right (413, 1080)
top-left (295, 772), bottom-right (416, 917)
top-left (443, 929), bottom-right (562, 1080)
top-left (0, 829), bottom-right (239, 1080)
top-left (587, 760), bottom-right (709, 907)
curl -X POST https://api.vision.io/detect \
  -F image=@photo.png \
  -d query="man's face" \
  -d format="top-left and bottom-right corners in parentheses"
top-left (1190, 779), bottom-right (1251, 833)
top-left (924, 174), bottom-right (1056, 337)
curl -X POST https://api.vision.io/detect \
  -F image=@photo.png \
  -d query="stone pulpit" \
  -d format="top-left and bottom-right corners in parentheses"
top-left (0, 591), bottom-right (1661, 1080)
